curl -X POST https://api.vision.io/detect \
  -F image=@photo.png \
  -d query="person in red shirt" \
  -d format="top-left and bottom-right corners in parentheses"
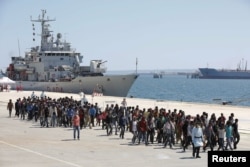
top-left (138, 116), bottom-right (148, 145)
top-left (72, 112), bottom-right (80, 140)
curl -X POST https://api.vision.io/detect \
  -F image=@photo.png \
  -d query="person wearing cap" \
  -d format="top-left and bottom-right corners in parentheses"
top-left (72, 112), bottom-right (80, 140)
top-left (192, 121), bottom-right (204, 158)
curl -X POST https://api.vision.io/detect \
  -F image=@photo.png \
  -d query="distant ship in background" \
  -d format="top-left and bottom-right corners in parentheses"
top-left (198, 60), bottom-right (250, 79)
top-left (5, 10), bottom-right (138, 96)
top-left (153, 71), bottom-right (164, 78)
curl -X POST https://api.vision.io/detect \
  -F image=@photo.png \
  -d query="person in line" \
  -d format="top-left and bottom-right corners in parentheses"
top-left (89, 104), bottom-right (96, 128)
top-left (40, 90), bottom-right (46, 98)
top-left (14, 99), bottom-right (20, 117)
top-left (44, 105), bottom-right (50, 128)
top-left (146, 114), bottom-right (155, 144)
top-left (7, 99), bottom-right (14, 117)
top-left (138, 116), bottom-right (147, 145)
top-left (67, 105), bottom-right (74, 127)
top-left (182, 120), bottom-right (193, 152)
top-left (192, 121), bottom-right (204, 158)
top-left (106, 111), bottom-right (112, 136)
top-left (121, 98), bottom-right (127, 108)
top-left (20, 100), bottom-right (26, 120)
top-left (163, 117), bottom-right (174, 149)
top-left (121, 98), bottom-right (127, 116)
top-left (225, 121), bottom-right (233, 151)
top-left (217, 123), bottom-right (225, 151)
top-left (184, 120), bottom-right (193, 152)
top-left (51, 109), bottom-right (57, 127)
top-left (118, 113), bottom-right (126, 139)
top-left (156, 114), bottom-right (164, 143)
top-left (72, 112), bottom-right (80, 140)
top-left (131, 116), bottom-right (138, 144)
top-left (203, 122), bottom-right (215, 152)
top-left (232, 119), bottom-right (240, 149)
top-left (31, 91), bottom-right (36, 99)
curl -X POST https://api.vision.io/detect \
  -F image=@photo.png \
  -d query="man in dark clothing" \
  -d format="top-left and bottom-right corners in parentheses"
top-left (203, 122), bottom-right (215, 151)
top-left (7, 99), bottom-right (14, 117)
top-left (106, 112), bottom-right (112, 136)
top-left (44, 106), bottom-right (49, 127)
top-left (119, 113), bottom-right (126, 139)
top-left (232, 119), bottom-right (240, 149)
top-left (156, 115), bottom-right (164, 143)
top-left (15, 99), bottom-right (20, 117)
top-left (147, 114), bottom-right (155, 144)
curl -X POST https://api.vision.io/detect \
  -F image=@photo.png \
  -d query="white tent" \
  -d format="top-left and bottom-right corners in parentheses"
top-left (0, 77), bottom-right (16, 84)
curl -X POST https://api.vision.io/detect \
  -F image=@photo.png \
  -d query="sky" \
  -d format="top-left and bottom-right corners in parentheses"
top-left (0, 0), bottom-right (250, 72)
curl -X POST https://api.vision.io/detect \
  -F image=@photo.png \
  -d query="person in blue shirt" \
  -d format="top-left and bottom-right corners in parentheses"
top-left (67, 105), bottom-right (74, 127)
top-left (89, 104), bottom-right (96, 128)
top-left (225, 121), bottom-right (233, 150)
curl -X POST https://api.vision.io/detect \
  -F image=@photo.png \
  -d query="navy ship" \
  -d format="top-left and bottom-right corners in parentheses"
top-left (6, 10), bottom-right (138, 96)
top-left (199, 60), bottom-right (250, 79)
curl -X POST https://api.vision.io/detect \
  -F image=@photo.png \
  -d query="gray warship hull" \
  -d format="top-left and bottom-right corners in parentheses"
top-left (15, 74), bottom-right (138, 97)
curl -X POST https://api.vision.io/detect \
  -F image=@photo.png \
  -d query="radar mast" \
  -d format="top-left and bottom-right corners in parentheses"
top-left (30, 9), bottom-right (55, 51)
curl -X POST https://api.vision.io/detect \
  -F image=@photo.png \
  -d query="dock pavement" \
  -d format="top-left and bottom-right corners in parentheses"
top-left (0, 91), bottom-right (250, 167)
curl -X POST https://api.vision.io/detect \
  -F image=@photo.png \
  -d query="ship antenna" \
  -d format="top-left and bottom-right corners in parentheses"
top-left (136, 57), bottom-right (138, 74)
top-left (17, 39), bottom-right (21, 57)
top-left (31, 10), bottom-right (55, 51)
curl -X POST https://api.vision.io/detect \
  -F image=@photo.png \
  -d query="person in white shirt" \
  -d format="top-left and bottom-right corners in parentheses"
top-left (40, 91), bottom-right (46, 98)
top-left (131, 116), bottom-right (138, 144)
top-left (192, 121), bottom-right (204, 158)
top-left (217, 123), bottom-right (225, 151)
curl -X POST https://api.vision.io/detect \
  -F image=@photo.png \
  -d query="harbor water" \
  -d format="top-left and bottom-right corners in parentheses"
top-left (127, 74), bottom-right (250, 107)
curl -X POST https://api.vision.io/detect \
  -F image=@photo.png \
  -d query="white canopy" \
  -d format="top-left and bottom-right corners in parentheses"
top-left (0, 77), bottom-right (16, 84)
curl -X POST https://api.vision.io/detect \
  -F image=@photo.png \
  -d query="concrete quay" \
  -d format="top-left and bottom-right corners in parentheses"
top-left (0, 91), bottom-right (250, 167)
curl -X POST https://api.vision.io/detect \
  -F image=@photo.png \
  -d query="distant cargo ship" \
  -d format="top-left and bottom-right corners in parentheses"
top-left (199, 60), bottom-right (250, 79)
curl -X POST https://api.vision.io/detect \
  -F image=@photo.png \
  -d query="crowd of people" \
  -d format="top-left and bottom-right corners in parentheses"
top-left (7, 91), bottom-right (240, 158)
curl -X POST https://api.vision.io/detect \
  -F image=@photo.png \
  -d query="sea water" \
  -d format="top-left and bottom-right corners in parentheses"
top-left (127, 74), bottom-right (250, 107)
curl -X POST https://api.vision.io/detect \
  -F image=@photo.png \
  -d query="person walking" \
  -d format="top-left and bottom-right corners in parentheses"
top-left (182, 120), bottom-right (193, 152)
top-left (72, 112), bottom-right (80, 140)
top-left (217, 123), bottom-right (225, 151)
top-left (138, 116), bottom-right (147, 145)
top-left (44, 106), bottom-right (50, 127)
top-left (89, 104), bottom-right (96, 128)
top-left (14, 99), bottom-right (20, 118)
top-left (7, 99), bottom-right (14, 117)
top-left (232, 119), bottom-right (240, 149)
top-left (225, 121), bottom-right (233, 151)
top-left (163, 117), bottom-right (174, 149)
top-left (146, 114), bottom-right (155, 144)
top-left (106, 111), bottom-right (112, 136)
top-left (192, 121), bottom-right (204, 158)
top-left (131, 116), bottom-right (138, 144)
top-left (118, 113), bottom-right (126, 139)
top-left (203, 122), bottom-right (215, 152)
